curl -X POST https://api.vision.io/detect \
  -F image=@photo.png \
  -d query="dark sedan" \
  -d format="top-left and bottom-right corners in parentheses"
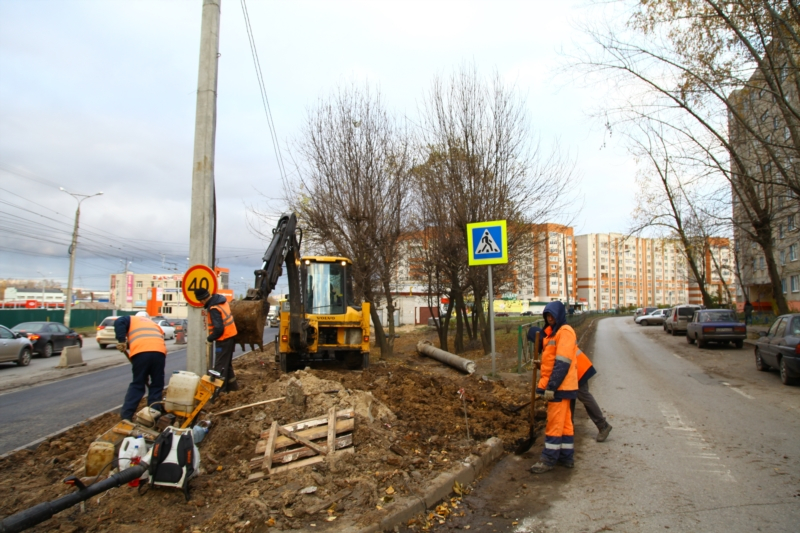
top-left (11, 321), bottom-right (82, 358)
top-left (686, 309), bottom-right (746, 348)
top-left (754, 313), bottom-right (800, 385)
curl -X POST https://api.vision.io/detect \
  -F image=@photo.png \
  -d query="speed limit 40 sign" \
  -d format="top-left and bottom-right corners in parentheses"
top-left (182, 264), bottom-right (218, 307)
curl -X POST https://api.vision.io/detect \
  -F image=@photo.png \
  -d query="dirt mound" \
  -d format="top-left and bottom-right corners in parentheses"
top-left (0, 340), bottom-right (535, 532)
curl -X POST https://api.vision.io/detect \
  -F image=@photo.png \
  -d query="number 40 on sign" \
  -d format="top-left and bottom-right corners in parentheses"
top-left (182, 264), bottom-right (218, 307)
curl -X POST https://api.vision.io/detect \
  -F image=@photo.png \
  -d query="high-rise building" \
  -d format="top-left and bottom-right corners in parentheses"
top-left (575, 233), bottom-right (691, 310)
top-left (729, 54), bottom-right (800, 311)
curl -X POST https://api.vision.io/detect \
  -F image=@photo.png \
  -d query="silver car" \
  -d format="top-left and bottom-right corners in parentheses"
top-left (635, 308), bottom-right (667, 326)
top-left (0, 324), bottom-right (33, 366)
top-left (665, 305), bottom-right (702, 335)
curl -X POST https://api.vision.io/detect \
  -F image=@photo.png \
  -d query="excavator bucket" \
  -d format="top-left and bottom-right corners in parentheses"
top-left (230, 299), bottom-right (268, 353)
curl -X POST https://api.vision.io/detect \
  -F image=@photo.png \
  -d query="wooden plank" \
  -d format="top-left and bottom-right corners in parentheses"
top-left (257, 409), bottom-right (354, 438)
top-left (262, 421), bottom-right (278, 472)
top-left (277, 425), bottom-right (327, 456)
top-left (213, 396), bottom-right (285, 416)
top-left (250, 434), bottom-right (353, 469)
top-left (255, 418), bottom-right (354, 454)
top-left (269, 446), bottom-right (354, 475)
top-left (326, 407), bottom-right (336, 459)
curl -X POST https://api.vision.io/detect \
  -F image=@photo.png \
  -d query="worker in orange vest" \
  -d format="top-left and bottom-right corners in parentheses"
top-left (575, 349), bottom-right (612, 442)
top-left (193, 287), bottom-right (239, 392)
top-left (527, 328), bottom-right (613, 443)
top-left (530, 301), bottom-right (579, 474)
top-left (115, 312), bottom-right (167, 422)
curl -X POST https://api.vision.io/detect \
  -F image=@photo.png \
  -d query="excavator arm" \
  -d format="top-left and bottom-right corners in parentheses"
top-left (244, 213), bottom-right (307, 351)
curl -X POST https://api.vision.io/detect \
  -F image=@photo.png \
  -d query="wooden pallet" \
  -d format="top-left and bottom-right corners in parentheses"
top-left (248, 407), bottom-right (355, 482)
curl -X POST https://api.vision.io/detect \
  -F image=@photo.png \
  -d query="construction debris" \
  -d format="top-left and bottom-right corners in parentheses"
top-left (417, 341), bottom-right (477, 374)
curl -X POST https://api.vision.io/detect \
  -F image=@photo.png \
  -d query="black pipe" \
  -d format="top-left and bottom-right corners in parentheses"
top-left (0, 465), bottom-right (146, 533)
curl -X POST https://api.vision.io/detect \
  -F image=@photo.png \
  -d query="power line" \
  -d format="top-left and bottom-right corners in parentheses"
top-left (239, 0), bottom-right (288, 182)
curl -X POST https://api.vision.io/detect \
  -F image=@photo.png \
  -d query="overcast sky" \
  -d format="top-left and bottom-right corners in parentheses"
top-left (0, 0), bottom-right (635, 295)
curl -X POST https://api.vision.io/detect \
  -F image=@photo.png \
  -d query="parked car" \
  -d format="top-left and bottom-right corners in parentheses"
top-left (635, 308), bottom-right (667, 326)
top-left (495, 312), bottom-right (509, 317)
top-left (154, 320), bottom-right (175, 340)
top-left (521, 311), bottom-right (534, 316)
top-left (664, 305), bottom-right (702, 335)
top-left (267, 313), bottom-right (279, 327)
top-left (686, 309), bottom-right (746, 348)
top-left (11, 321), bottom-right (82, 357)
top-left (96, 316), bottom-right (120, 349)
top-left (754, 313), bottom-right (800, 385)
top-left (635, 307), bottom-right (658, 320)
top-left (0, 325), bottom-right (33, 366)
top-left (165, 318), bottom-right (188, 332)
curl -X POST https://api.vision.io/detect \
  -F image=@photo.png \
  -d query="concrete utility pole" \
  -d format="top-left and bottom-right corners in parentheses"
top-left (187, 0), bottom-right (221, 376)
top-left (60, 188), bottom-right (103, 327)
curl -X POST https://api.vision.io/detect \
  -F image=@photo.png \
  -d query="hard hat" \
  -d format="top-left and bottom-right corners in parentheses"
top-left (135, 311), bottom-right (149, 317)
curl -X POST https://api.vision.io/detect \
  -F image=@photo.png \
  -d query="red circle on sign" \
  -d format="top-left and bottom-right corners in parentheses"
top-left (182, 264), bottom-right (219, 308)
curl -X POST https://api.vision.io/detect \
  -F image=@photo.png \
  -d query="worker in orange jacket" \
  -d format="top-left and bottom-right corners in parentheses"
top-left (115, 314), bottom-right (167, 421)
top-left (530, 301), bottom-right (579, 474)
top-left (527, 328), bottom-right (613, 444)
top-left (576, 349), bottom-right (612, 442)
top-left (193, 287), bottom-right (239, 392)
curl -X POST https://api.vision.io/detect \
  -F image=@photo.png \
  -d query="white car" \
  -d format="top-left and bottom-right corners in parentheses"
top-left (635, 309), bottom-right (668, 326)
top-left (154, 320), bottom-right (175, 340)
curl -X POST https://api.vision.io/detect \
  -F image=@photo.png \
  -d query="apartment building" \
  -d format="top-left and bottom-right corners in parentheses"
top-left (729, 54), bottom-right (800, 311)
top-left (519, 224), bottom-right (578, 304)
top-left (575, 233), bottom-right (691, 311)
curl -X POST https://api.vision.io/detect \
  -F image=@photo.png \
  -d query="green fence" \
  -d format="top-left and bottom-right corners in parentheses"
top-left (0, 309), bottom-right (137, 330)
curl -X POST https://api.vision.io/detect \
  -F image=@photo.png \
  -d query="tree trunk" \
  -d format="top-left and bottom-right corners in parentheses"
top-left (474, 296), bottom-right (491, 354)
top-left (369, 304), bottom-right (387, 359)
top-left (440, 299), bottom-right (455, 352)
top-left (453, 289), bottom-right (464, 354)
top-left (382, 281), bottom-right (396, 358)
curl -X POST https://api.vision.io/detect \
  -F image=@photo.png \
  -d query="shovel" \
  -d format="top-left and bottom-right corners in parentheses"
top-left (514, 331), bottom-right (540, 455)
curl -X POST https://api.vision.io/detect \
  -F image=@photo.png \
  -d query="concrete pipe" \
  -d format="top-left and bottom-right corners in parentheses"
top-left (417, 341), bottom-right (476, 374)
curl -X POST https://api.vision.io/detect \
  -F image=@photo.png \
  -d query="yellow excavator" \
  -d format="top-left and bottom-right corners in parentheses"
top-left (232, 213), bottom-right (371, 372)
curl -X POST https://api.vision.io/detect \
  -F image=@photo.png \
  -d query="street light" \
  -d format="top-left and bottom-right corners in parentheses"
top-left (60, 187), bottom-right (103, 327)
top-left (36, 270), bottom-right (51, 309)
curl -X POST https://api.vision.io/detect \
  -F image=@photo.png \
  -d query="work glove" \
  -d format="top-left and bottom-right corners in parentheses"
top-left (116, 342), bottom-right (128, 353)
top-left (542, 390), bottom-right (555, 401)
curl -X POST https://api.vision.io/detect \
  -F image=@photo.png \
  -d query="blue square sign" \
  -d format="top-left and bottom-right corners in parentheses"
top-left (466, 220), bottom-right (508, 266)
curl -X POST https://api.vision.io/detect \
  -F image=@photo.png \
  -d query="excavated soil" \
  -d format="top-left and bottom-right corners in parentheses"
top-left (0, 325), bottom-right (551, 533)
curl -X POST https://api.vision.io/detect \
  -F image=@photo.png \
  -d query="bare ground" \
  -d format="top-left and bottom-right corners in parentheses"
top-left (0, 323), bottom-right (568, 533)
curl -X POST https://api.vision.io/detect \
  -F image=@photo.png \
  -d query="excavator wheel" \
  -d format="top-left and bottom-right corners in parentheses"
top-left (279, 352), bottom-right (300, 373)
top-left (345, 351), bottom-right (368, 370)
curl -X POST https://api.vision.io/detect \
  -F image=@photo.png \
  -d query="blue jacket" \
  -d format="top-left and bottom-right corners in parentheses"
top-left (115, 315), bottom-right (132, 342)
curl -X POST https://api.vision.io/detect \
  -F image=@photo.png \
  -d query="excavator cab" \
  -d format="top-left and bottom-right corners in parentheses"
top-left (277, 256), bottom-right (370, 372)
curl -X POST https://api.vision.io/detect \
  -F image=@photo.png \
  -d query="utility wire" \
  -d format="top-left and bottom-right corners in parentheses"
top-left (240, 0), bottom-right (288, 182)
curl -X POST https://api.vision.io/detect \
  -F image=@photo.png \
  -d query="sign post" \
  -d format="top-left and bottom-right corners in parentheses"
top-left (182, 264), bottom-right (218, 375)
top-left (467, 220), bottom-right (508, 377)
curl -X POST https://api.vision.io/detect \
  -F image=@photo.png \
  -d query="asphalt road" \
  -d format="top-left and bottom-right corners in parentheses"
top-left (0, 328), bottom-right (278, 455)
top-left (432, 316), bottom-right (800, 533)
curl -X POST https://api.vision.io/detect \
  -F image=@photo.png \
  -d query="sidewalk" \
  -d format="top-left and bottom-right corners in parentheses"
top-left (0, 340), bottom-right (186, 395)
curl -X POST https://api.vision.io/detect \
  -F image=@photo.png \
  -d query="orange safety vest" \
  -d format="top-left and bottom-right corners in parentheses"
top-left (537, 324), bottom-right (579, 392)
top-left (207, 300), bottom-right (238, 341)
top-left (128, 316), bottom-right (167, 357)
top-left (576, 349), bottom-right (593, 381)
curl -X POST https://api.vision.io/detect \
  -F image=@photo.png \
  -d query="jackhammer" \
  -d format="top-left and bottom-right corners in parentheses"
top-left (0, 465), bottom-right (146, 533)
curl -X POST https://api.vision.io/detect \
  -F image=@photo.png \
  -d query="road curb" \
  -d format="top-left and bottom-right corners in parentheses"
top-left (344, 437), bottom-right (504, 533)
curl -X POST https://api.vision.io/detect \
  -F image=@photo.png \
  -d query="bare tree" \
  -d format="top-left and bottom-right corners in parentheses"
top-left (576, 0), bottom-right (799, 313)
top-left (413, 64), bottom-right (577, 353)
top-left (287, 83), bottom-right (412, 358)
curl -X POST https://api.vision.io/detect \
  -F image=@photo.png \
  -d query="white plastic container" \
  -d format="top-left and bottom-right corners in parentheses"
top-left (118, 436), bottom-right (149, 470)
top-left (164, 371), bottom-right (200, 413)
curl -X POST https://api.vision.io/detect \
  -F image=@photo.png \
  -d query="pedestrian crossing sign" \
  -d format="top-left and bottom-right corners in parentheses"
top-left (467, 220), bottom-right (508, 266)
